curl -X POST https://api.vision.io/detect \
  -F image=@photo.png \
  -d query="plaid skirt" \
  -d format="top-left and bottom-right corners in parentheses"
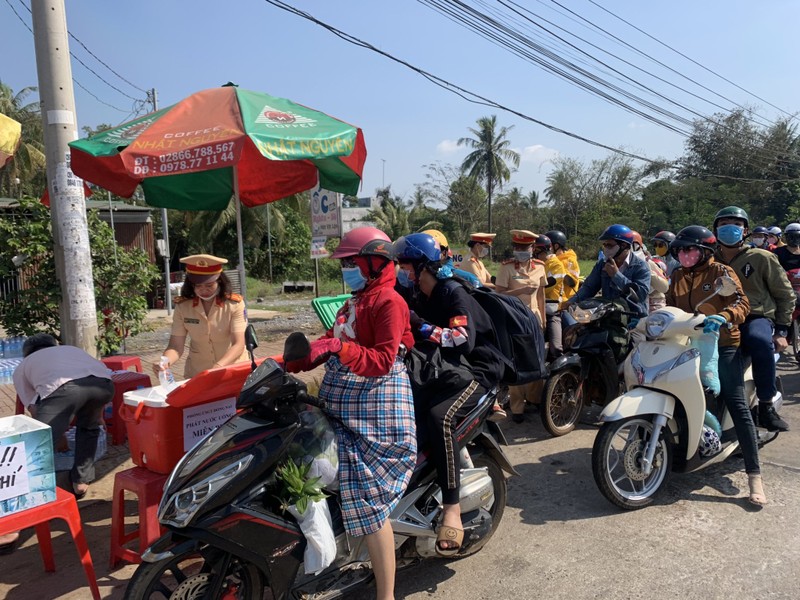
top-left (320, 356), bottom-right (417, 537)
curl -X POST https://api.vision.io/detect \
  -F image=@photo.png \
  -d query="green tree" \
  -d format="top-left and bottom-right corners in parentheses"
top-left (447, 176), bottom-right (487, 243)
top-left (458, 115), bottom-right (520, 232)
top-left (366, 187), bottom-right (412, 239)
top-left (0, 81), bottom-right (45, 198)
top-left (0, 198), bottom-right (158, 353)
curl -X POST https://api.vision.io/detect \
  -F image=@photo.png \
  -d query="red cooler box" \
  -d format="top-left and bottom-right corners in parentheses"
top-left (121, 361), bottom-right (259, 474)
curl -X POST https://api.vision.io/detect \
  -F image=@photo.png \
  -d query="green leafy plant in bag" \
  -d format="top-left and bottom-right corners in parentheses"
top-left (275, 458), bottom-right (328, 516)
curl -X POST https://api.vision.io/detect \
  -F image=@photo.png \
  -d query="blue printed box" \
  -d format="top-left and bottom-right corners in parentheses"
top-left (0, 415), bottom-right (57, 516)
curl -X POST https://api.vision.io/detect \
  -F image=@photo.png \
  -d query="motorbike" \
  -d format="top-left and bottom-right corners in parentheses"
top-left (591, 276), bottom-right (782, 510)
top-left (785, 267), bottom-right (800, 364)
top-left (540, 299), bottom-right (634, 437)
top-left (124, 329), bottom-right (516, 599)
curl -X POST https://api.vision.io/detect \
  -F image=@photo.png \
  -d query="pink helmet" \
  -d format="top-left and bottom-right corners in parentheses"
top-left (330, 227), bottom-right (393, 259)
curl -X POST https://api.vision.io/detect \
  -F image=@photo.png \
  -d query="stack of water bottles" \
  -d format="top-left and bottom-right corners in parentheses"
top-left (0, 336), bottom-right (27, 384)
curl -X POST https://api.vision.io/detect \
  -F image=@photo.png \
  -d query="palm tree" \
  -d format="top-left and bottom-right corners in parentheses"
top-left (0, 81), bottom-right (45, 197)
top-left (458, 115), bottom-right (520, 232)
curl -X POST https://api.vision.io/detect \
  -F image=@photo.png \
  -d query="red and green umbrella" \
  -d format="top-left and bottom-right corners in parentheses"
top-left (68, 85), bottom-right (367, 298)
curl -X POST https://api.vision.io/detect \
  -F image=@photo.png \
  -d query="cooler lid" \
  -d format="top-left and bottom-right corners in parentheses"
top-left (123, 387), bottom-right (171, 408)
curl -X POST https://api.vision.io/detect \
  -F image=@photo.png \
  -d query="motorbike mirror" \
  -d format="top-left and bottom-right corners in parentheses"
top-left (714, 275), bottom-right (737, 296)
top-left (545, 276), bottom-right (557, 288)
top-left (245, 324), bottom-right (258, 371)
top-left (283, 332), bottom-right (311, 363)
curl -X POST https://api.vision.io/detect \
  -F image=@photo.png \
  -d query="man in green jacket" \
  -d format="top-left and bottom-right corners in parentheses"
top-left (714, 206), bottom-right (794, 431)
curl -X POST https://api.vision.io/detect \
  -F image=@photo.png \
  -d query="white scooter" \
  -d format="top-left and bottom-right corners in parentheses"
top-left (592, 276), bottom-right (782, 510)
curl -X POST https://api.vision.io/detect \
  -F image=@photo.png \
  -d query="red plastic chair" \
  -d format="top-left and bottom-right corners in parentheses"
top-left (0, 487), bottom-right (101, 600)
top-left (110, 466), bottom-right (168, 568)
top-left (101, 355), bottom-right (143, 373)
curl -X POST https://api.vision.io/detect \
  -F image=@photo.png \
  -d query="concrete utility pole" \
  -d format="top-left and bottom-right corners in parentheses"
top-left (149, 89), bottom-right (173, 316)
top-left (32, 0), bottom-right (98, 354)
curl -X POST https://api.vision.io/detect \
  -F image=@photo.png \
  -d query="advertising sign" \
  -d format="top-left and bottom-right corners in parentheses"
top-left (311, 236), bottom-right (330, 259)
top-left (311, 185), bottom-right (341, 237)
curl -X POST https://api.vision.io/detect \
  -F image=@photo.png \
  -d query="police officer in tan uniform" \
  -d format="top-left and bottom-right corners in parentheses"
top-left (460, 232), bottom-right (496, 289)
top-left (154, 254), bottom-right (249, 379)
top-left (496, 230), bottom-right (548, 422)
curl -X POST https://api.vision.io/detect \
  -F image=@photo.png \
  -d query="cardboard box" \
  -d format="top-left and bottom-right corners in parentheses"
top-left (0, 415), bottom-right (56, 516)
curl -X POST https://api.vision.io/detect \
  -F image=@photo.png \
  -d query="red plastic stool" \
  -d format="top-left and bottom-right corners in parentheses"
top-left (15, 394), bottom-right (24, 415)
top-left (110, 466), bottom-right (168, 568)
top-left (101, 355), bottom-right (143, 373)
top-left (0, 487), bottom-right (101, 600)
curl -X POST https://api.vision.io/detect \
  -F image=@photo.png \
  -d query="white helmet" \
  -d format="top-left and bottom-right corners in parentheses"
top-left (785, 223), bottom-right (800, 247)
top-left (767, 226), bottom-right (782, 237)
top-left (784, 223), bottom-right (800, 233)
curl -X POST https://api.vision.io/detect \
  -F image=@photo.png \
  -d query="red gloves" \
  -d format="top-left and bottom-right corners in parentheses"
top-left (310, 338), bottom-right (343, 365)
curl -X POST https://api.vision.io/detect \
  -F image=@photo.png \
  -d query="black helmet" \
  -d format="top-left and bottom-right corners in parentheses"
top-left (534, 235), bottom-right (552, 251)
top-left (651, 230), bottom-right (676, 244)
top-left (670, 225), bottom-right (717, 259)
top-left (713, 206), bottom-right (749, 230)
top-left (544, 230), bottom-right (567, 249)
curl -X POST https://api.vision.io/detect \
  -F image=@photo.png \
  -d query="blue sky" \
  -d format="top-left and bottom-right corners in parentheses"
top-left (3, 0), bottom-right (798, 204)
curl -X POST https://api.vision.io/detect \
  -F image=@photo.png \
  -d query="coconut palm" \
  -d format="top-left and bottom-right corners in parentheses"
top-left (458, 115), bottom-right (520, 232)
top-left (0, 81), bottom-right (45, 197)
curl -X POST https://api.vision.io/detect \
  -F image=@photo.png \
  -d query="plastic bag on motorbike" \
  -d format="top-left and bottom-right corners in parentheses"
top-left (288, 499), bottom-right (336, 575)
top-left (289, 407), bottom-right (339, 491)
top-left (690, 331), bottom-right (720, 396)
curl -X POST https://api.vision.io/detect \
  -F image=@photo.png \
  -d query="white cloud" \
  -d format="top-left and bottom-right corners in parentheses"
top-left (436, 139), bottom-right (461, 154)
top-left (518, 144), bottom-right (559, 165)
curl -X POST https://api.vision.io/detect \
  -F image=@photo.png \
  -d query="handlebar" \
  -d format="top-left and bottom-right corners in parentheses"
top-left (297, 389), bottom-right (326, 411)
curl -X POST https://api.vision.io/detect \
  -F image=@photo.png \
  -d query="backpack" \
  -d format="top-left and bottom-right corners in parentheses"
top-left (450, 277), bottom-right (548, 385)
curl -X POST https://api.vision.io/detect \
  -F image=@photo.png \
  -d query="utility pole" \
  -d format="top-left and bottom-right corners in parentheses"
top-left (32, 0), bottom-right (98, 353)
top-left (149, 88), bottom-right (173, 315)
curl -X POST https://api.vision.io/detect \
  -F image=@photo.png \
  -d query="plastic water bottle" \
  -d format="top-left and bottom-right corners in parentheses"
top-left (158, 356), bottom-right (175, 390)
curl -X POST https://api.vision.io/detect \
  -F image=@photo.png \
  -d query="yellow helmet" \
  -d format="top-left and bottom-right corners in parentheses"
top-left (422, 229), bottom-right (448, 249)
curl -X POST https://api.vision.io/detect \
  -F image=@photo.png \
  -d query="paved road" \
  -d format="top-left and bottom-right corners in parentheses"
top-left (2, 354), bottom-right (799, 599)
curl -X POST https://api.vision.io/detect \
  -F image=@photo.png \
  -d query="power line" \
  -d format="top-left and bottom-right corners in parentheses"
top-left (13, 0), bottom-right (142, 102)
top-left (263, 0), bottom-right (799, 185)
top-left (563, 0), bottom-right (793, 121)
top-left (2, 0), bottom-right (132, 113)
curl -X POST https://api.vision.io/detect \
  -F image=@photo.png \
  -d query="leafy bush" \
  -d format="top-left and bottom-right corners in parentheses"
top-left (0, 197), bottom-right (159, 354)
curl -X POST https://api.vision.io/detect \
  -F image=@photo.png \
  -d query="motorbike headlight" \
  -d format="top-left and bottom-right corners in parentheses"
top-left (645, 311), bottom-right (674, 339)
top-left (159, 454), bottom-right (253, 528)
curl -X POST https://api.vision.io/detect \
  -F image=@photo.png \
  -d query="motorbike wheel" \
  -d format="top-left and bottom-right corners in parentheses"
top-left (123, 545), bottom-right (264, 600)
top-left (541, 368), bottom-right (584, 437)
top-left (457, 454), bottom-right (507, 557)
top-left (592, 416), bottom-right (672, 510)
top-left (793, 318), bottom-right (800, 365)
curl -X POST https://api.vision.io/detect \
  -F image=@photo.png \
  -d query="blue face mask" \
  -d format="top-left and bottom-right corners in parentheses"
top-left (342, 267), bottom-right (368, 291)
top-left (514, 251), bottom-right (532, 263)
top-left (717, 224), bottom-right (744, 246)
top-left (396, 268), bottom-right (414, 288)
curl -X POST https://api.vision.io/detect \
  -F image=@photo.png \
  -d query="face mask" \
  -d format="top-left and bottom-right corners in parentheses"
top-left (342, 266), bottom-right (367, 291)
top-left (602, 244), bottom-right (619, 261)
top-left (678, 248), bottom-right (702, 268)
top-left (396, 268), bottom-right (414, 288)
top-left (716, 224), bottom-right (744, 246)
top-left (654, 245), bottom-right (668, 257)
top-left (196, 292), bottom-right (217, 301)
top-left (514, 251), bottom-right (532, 262)
top-left (479, 247), bottom-right (489, 258)
top-left (634, 249), bottom-right (646, 262)
top-left (767, 236), bottom-right (778, 246)
top-left (751, 236), bottom-right (766, 248)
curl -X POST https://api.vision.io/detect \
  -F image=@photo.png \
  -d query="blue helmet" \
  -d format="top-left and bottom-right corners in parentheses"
top-left (751, 226), bottom-right (769, 235)
top-left (394, 233), bottom-right (442, 263)
top-left (599, 224), bottom-right (635, 246)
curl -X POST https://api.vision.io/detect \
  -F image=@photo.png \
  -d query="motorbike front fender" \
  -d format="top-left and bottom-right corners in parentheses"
top-left (548, 352), bottom-right (582, 373)
top-left (598, 387), bottom-right (675, 423)
top-left (141, 531), bottom-right (199, 563)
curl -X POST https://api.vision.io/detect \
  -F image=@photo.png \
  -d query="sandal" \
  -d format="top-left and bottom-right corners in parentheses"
top-left (72, 482), bottom-right (89, 500)
top-left (0, 532), bottom-right (20, 555)
top-left (435, 525), bottom-right (464, 557)
top-left (748, 474), bottom-right (767, 507)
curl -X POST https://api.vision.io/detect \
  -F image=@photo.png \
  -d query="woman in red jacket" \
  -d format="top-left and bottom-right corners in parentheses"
top-left (287, 227), bottom-right (416, 600)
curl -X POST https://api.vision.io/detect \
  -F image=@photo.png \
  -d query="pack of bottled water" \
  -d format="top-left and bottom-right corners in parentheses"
top-left (0, 336), bottom-right (27, 384)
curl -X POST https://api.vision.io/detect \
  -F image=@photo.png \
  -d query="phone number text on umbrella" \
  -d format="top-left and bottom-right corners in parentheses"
top-left (131, 142), bottom-right (237, 175)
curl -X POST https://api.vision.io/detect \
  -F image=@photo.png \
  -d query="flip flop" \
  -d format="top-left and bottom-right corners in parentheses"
top-left (435, 525), bottom-right (464, 557)
top-left (0, 532), bottom-right (20, 555)
top-left (72, 483), bottom-right (89, 500)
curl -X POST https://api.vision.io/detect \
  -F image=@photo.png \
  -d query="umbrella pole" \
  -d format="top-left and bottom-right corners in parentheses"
top-left (233, 169), bottom-right (247, 303)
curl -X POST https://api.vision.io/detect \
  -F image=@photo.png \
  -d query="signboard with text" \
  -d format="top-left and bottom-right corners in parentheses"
top-left (311, 236), bottom-right (330, 259)
top-left (311, 185), bottom-right (341, 237)
top-left (182, 397), bottom-right (237, 452)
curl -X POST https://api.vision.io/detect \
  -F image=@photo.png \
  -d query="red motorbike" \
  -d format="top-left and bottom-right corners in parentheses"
top-left (786, 267), bottom-right (800, 364)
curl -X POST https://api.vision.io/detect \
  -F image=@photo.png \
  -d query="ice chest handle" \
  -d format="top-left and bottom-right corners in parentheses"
top-left (163, 356), bottom-right (280, 408)
top-left (119, 401), bottom-right (147, 424)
